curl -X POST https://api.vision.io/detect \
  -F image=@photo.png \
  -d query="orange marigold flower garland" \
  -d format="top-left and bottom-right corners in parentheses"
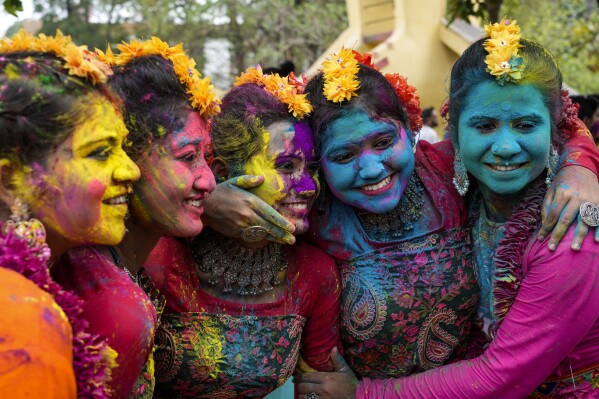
top-left (385, 73), bottom-right (422, 132)
top-left (98, 37), bottom-right (220, 117)
top-left (234, 65), bottom-right (313, 119)
top-left (0, 29), bottom-right (112, 85)
top-left (483, 18), bottom-right (524, 85)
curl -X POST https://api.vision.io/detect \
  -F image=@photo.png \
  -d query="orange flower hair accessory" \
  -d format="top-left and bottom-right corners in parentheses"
top-left (483, 18), bottom-right (524, 85)
top-left (98, 37), bottom-right (220, 117)
top-left (0, 29), bottom-right (112, 85)
top-left (234, 65), bottom-right (313, 119)
top-left (322, 46), bottom-right (360, 103)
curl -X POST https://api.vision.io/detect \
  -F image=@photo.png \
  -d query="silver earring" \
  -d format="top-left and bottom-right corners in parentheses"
top-left (545, 145), bottom-right (559, 187)
top-left (452, 153), bottom-right (470, 196)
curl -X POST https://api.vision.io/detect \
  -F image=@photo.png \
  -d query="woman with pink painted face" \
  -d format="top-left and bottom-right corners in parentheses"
top-left (0, 30), bottom-right (141, 398)
top-left (52, 38), bottom-right (219, 398)
top-left (143, 67), bottom-right (342, 398)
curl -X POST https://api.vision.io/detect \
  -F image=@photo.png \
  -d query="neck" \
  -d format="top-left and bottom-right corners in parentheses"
top-left (479, 186), bottom-right (526, 223)
top-left (45, 229), bottom-right (79, 262)
top-left (116, 220), bottom-right (163, 274)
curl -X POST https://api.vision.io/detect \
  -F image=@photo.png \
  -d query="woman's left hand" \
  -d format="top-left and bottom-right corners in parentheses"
top-left (539, 165), bottom-right (599, 250)
top-left (294, 348), bottom-right (358, 399)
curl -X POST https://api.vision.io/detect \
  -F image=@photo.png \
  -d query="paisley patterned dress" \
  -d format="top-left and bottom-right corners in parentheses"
top-left (144, 238), bottom-right (342, 399)
top-left (310, 140), bottom-right (480, 379)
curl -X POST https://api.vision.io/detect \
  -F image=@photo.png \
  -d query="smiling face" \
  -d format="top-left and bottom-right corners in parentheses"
top-left (320, 109), bottom-right (415, 214)
top-left (243, 120), bottom-right (319, 234)
top-left (131, 111), bottom-right (216, 237)
top-left (19, 96), bottom-right (141, 246)
top-left (457, 81), bottom-right (551, 201)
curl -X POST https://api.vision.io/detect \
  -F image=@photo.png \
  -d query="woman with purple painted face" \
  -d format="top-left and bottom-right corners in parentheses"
top-left (142, 67), bottom-right (343, 398)
top-left (294, 21), bottom-right (599, 398)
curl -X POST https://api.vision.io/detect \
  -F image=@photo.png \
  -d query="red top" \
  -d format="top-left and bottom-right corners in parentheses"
top-left (52, 246), bottom-right (157, 398)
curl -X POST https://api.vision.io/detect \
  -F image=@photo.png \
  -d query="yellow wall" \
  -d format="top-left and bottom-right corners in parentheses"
top-left (308, 0), bottom-right (483, 135)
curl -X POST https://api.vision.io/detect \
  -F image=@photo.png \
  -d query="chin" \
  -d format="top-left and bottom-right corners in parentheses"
top-left (290, 218), bottom-right (310, 235)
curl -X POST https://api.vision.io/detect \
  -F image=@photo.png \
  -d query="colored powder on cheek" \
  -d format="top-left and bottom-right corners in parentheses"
top-left (244, 130), bottom-right (285, 205)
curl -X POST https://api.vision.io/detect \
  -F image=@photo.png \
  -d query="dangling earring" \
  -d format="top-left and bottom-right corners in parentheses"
top-left (452, 153), bottom-right (470, 196)
top-left (545, 145), bottom-right (559, 187)
top-left (3, 198), bottom-right (51, 260)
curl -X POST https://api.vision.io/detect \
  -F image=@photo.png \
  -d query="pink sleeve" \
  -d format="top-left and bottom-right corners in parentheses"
top-left (561, 119), bottom-right (599, 174)
top-left (299, 247), bottom-right (343, 371)
top-left (357, 228), bottom-right (599, 399)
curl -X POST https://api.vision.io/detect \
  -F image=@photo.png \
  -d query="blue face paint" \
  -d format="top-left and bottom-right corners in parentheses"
top-left (457, 81), bottom-right (551, 202)
top-left (320, 109), bottom-right (415, 213)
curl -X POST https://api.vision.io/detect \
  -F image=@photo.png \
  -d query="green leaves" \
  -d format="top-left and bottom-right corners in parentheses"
top-left (3, 0), bottom-right (23, 16)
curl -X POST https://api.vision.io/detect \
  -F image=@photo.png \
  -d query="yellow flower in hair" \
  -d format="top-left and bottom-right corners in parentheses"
top-left (96, 45), bottom-right (116, 65)
top-left (233, 65), bottom-right (312, 119)
top-left (485, 29), bottom-right (521, 52)
top-left (322, 46), bottom-right (359, 78)
top-left (1, 29), bottom-right (34, 52)
top-left (114, 39), bottom-right (146, 66)
top-left (484, 18), bottom-right (520, 37)
top-left (263, 74), bottom-right (289, 96)
top-left (286, 92), bottom-right (313, 118)
top-left (483, 18), bottom-right (524, 85)
top-left (324, 74), bottom-right (360, 103)
top-left (103, 36), bottom-right (221, 117)
top-left (235, 66), bottom-right (264, 86)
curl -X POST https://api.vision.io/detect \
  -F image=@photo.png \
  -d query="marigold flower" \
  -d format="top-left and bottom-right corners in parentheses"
top-left (323, 74), bottom-right (360, 103)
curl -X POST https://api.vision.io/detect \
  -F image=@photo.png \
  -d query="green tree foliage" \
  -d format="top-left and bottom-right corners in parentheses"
top-left (5, 0), bottom-right (346, 88)
top-left (502, 0), bottom-right (599, 94)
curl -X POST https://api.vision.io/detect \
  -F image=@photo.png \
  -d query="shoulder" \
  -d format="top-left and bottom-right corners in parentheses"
top-left (525, 226), bottom-right (599, 286)
top-left (288, 240), bottom-right (340, 287)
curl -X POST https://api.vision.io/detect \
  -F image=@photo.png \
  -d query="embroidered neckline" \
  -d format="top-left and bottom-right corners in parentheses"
top-left (191, 230), bottom-right (288, 296)
top-left (355, 174), bottom-right (426, 241)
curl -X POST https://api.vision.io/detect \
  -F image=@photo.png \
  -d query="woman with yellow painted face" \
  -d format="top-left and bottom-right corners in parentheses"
top-left (50, 38), bottom-right (220, 398)
top-left (142, 67), bottom-right (343, 398)
top-left (0, 30), bottom-right (141, 398)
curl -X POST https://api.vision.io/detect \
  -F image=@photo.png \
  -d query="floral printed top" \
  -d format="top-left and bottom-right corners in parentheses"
top-left (144, 238), bottom-right (342, 399)
top-left (310, 140), bottom-right (480, 378)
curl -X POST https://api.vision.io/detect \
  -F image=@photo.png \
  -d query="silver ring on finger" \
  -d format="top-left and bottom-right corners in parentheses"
top-left (305, 393), bottom-right (318, 399)
top-left (240, 225), bottom-right (268, 242)
top-left (580, 201), bottom-right (599, 227)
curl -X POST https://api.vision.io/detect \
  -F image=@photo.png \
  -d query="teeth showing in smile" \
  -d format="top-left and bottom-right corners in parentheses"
top-left (185, 199), bottom-right (203, 208)
top-left (489, 164), bottom-right (520, 171)
top-left (362, 176), bottom-right (391, 191)
top-left (105, 195), bottom-right (127, 205)
top-left (286, 203), bottom-right (307, 210)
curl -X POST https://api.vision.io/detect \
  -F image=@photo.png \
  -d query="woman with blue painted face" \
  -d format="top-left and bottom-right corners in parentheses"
top-left (295, 21), bottom-right (599, 398)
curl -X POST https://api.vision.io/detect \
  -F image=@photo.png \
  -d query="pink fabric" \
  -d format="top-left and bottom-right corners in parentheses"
top-left (356, 226), bottom-right (599, 398)
top-left (52, 246), bottom-right (158, 398)
top-left (145, 237), bottom-right (342, 371)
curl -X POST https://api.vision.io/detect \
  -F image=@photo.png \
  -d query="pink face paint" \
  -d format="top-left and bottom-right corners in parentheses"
top-left (130, 111), bottom-right (216, 237)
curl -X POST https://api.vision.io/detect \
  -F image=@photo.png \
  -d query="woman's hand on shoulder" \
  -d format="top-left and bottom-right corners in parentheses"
top-left (295, 348), bottom-right (358, 399)
top-left (202, 175), bottom-right (296, 244)
top-left (540, 166), bottom-right (599, 251)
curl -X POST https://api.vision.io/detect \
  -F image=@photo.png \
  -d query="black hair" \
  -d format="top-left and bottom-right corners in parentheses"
top-left (0, 52), bottom-right (118, 164)
top-left (108, 55), bottom-right (194, 160)
top-left (210, 83), bottom-right (295, 176)
top-left (305, 64), bottom-right (410, 152)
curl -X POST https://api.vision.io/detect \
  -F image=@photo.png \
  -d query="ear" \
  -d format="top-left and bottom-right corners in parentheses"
top-left (0, 158), bottom-right (19, 206)
top-left (210, 157), bottom-right (230, 182)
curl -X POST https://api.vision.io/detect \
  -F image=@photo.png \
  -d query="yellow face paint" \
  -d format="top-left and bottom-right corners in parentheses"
top-left (243, 128), bottom-right (286, 206)
top-left (15, 95), bottom-right (141, 247)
